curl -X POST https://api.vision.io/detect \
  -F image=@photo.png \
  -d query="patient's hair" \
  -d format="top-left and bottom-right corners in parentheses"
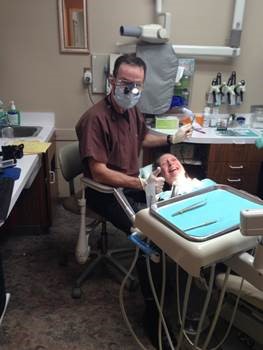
top-left (113, 54), bottom-right (147, 78)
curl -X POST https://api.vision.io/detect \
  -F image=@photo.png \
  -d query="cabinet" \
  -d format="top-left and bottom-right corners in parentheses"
top-left (1, 134), bottom-right (57, 234)
top-left (206, 144), bottom-right (263, 195)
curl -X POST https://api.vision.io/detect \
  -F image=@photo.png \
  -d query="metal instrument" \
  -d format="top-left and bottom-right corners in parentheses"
top-left (171, 200), bottom-right (207, 217)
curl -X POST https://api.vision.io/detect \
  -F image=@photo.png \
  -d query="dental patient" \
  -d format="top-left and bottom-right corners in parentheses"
top-left (153, 153), bottom-right (215, 200)
top-left (138, 153), bottom-right (216, 349)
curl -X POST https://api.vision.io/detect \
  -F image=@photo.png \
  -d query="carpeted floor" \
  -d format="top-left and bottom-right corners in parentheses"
top-left (0, 204), bottom-right (155, 350)
top-left (1, 204), bottom-right (261, 350)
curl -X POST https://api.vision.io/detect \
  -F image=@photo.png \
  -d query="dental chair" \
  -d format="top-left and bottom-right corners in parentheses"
top-left (58, 142), bottom-right (137, 298)
top-left (216, 273), bottom-right (263, 346)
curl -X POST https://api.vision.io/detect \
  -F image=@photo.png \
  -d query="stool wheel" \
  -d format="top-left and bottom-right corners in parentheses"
top-left (71, 287), bottom-right (82, 299)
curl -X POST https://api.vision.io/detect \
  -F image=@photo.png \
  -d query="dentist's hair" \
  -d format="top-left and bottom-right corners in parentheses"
top-left (113, 54), bottom-right (147, 78)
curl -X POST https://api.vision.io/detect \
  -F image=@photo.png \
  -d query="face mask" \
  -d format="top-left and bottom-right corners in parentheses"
top-left (114, 85), bottom-right (141, 110)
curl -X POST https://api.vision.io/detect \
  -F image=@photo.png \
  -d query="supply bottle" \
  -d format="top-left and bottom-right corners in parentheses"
top-left (203, 106), bottom-right (211, 127)
top-left (0, 100), bottom-right (5, 125)
top-left (7, 100), bottom-right (20, 125)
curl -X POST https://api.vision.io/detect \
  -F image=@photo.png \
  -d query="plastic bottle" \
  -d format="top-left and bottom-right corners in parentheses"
top-left (0, 100), bottom-right (5, 124)
top-left (7, 100), bottom-right (20, 125)
top-left (203, 106), bottom-right (211, 127)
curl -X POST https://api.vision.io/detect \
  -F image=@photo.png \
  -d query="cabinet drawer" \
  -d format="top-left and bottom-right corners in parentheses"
top-left (209, 143), bottom-right (263, 162)
top-left (224, 175), bottom-right (245, 189)
top-left (224, 174), bottom-right (259, 194)
top-left (207, 162), bottom-right (261, 194)
top-left (225, 162), bottom-right (261, 176)
top-left (208, 144), bottom-right (249, 162)
top-left (207, 162), bottom-right (260, 178)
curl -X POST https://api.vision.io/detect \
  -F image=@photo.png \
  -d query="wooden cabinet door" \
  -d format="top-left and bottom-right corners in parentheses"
top-left (1, 134), bottom-right (58, 234)
top-left (43, 137), bottom-right (58, 225)
top-left (208, 144), bottom-right (250, 162)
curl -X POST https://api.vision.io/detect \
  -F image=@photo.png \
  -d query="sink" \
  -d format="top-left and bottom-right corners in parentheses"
top-left (0, 125), bottom-right (42, 138)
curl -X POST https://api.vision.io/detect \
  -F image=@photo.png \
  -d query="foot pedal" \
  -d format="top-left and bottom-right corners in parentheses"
top-left (129, 232), bottom-right (160, 263)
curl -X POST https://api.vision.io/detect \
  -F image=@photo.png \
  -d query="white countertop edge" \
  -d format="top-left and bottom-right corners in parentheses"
top-left (1, 112), bottom-right (55, 219)
top-left (150, 127), bottom-right (262, 144)
top-left (9, 155), bottom-right (40, 212)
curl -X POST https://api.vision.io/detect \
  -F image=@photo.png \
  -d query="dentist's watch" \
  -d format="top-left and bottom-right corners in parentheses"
top-left (167, 134), bottom-right (172, 145)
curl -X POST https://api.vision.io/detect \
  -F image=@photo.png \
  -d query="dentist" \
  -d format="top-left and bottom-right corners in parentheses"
top-left (76, 54), bottom-right (192, 349)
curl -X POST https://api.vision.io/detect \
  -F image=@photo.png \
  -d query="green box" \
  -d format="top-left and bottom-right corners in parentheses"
top-left (155, 116), bottom-right (179, 129)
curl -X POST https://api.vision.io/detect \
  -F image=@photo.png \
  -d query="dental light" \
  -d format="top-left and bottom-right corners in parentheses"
top-left (123, 83), bottom-right (140, 96)
top-left (120, 0), bottom-right (171, 43)
top-left (120, 23), bottom-right (170, 44)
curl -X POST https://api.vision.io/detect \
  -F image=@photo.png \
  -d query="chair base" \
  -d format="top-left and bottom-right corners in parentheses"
top-left (0, 293), bottom-right (10, 326)
top-left (72, 247), bottom-right (138, 299)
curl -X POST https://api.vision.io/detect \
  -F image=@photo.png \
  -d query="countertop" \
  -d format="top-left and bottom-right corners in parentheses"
top-left (152, 126), bottom-right (263, 144)
top-left (0, 112), bottom-right (55, 219)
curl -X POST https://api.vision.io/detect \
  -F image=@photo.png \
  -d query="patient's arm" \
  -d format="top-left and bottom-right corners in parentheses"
top-left (88, 158), bottom-right (143, 190)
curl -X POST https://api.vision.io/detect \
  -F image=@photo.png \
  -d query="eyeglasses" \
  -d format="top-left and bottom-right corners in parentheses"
top-left (115, 79), bottom-right (144, 92)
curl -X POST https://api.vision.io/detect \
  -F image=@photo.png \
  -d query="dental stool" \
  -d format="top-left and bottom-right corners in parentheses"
top-left (59, 142), bottom-right (137, 299)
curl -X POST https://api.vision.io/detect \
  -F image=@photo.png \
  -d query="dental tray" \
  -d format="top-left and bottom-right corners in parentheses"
top-left (150, 184), bottom-right (263, 242)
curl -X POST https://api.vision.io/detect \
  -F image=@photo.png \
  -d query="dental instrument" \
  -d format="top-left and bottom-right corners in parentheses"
top-left (184, 219), bottom-right (218, 232)
top-left (192, 127), bottom-right (206, 134)
top-left (171, 200), bottom-right (207, 216)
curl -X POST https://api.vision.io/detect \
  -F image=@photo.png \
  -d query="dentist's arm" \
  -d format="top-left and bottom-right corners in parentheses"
top-left (89, 159), bottom-right (142, 189)
top-left (143, 124), bottom-right (192, 147)
top-left (88, 160), bottom-right (164, 193)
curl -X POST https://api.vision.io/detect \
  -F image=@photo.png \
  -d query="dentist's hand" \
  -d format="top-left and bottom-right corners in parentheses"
top-left (171, 123), bottom-right (192, 143)
top-left (147, 167), bottom-right (165, 194)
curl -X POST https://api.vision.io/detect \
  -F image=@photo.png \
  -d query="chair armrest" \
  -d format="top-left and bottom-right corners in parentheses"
top-left (81, 176), bottom-right (115, 194)
top-left (81, 176), bottom-right (135, 225)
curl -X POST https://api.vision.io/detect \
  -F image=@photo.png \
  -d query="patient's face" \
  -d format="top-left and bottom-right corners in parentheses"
top-left (159, 154), bottom-right (185, 186)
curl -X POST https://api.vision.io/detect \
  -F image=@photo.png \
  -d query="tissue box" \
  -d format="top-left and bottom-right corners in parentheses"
top-left (155, 116), bottom-right (179, 129)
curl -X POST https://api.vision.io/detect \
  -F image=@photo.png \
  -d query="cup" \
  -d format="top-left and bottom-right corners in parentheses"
top-left (195, 114), bottom-right (204, 126)
top-left (181, 115), bottom-right (192, 125)
top-left (216, 117), bottom-right (229, 131)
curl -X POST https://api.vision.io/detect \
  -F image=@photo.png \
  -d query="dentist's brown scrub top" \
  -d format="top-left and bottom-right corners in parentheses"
top-left (76, 96), bottom-right (148, 178)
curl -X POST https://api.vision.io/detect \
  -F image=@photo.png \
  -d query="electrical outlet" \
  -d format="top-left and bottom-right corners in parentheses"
top-left (83, 68), bottom-right (92, 85)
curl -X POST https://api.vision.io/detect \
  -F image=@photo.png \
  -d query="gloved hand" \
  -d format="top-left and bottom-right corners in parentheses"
top-left (171, 123), bottom-right (192, 143)
top-left (139, 167), bottom-right (165, 193)
top-left (146, 167), bottom-right (165, 194)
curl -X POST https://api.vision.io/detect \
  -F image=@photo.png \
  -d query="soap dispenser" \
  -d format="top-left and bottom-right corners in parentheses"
top-left (7, 100), bottom-right (20, 125)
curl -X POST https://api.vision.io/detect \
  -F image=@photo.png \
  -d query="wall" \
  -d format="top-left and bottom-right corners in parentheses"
top-left (0, 0), bottom-right (263, 196)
